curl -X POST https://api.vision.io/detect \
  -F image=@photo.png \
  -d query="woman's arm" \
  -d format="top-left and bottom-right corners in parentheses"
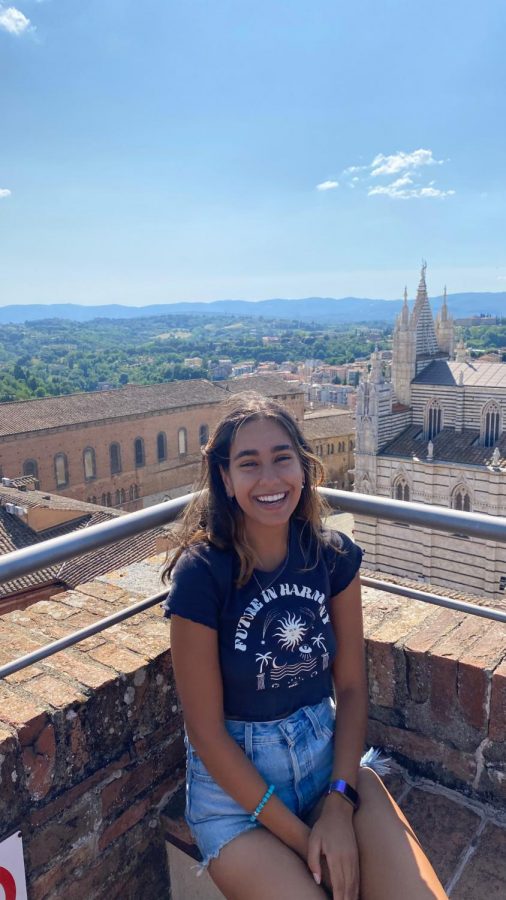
top-left (170, 614), bottom-right (311, 858)
top-left (307, 572), bottom-right (367, 898)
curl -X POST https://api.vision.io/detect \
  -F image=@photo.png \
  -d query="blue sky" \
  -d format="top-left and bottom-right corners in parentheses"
top-left (1, 0), bottom-right (505, 305)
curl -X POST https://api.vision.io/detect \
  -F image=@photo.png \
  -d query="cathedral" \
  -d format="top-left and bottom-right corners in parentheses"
top-left (354, 264), bottom-right (506, 600)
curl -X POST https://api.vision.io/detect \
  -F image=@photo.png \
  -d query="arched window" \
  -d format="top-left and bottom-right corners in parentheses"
top-left (481, 401), bottom-right (501, 447)
top-left (106, 491), bottom-right (112, 506)
top-left (54, 453), bottom-right (69, 488)
top-left (425, 400), bottom-right (442, 441)
top-left (134, 437), bottom-right (145, 467)
top-left (120, 488), bottom-right (126, 503)
top-left (452, 485), bottom-right (471, 512)
top-left (129, 484), bottom-right (135, 501)
top-left (83, 447), bottom-right (96, 481)
top-left (178, 427), bottom-right (187, 456)
top-left (394, 477), bottom-right (410, 502)
top-left (110, 442), bottom-right (122, 475)
top-left (23, 459), bottom-right (38, 479)
top-left (199, 423), bottom-right (209, 446)
top-left (157, 432), bottom-right (167, 462)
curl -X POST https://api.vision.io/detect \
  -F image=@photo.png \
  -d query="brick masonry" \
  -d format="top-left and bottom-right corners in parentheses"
top-left (0, 561), bottom-right (505, 898)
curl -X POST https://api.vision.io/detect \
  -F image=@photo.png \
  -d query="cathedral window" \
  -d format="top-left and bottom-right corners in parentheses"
top-left (23, 459), bottom-right (38, 479)
top-left (178, 427), bottom-right (187, 456)
top-left (199, 424), bottom-right (209, 446)
top-left (83, 447), bottom-right (96, 481)
top-left (157, 432), bottom-right (167, 462)
top-left (54, 453), bottom-right (69, 488)
top-left (110, 443), bottom-right (122, 475)
top-left (481, 401), bottom-right (501, 447)
top-left (134, 437), bottom-right (145, 468)
top-left (425, 400), bottom-right (442, 441)
top-left (452, 486), bottom-right (471, 512)
top-left (394, 477), bottom-right (410, 502)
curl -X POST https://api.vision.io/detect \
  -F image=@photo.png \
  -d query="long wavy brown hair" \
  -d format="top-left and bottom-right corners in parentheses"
top-left (162, 392), bottom-right (328, 587)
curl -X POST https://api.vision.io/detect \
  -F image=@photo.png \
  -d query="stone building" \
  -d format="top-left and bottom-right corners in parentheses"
top-left (0, 377), bottom-right (304, 512)
top-left (354, 264), bottom-right (506, 600)
top-left (303, 409), bottom-right (355, 488)
top-left (0, 478), bottom-right (161, 613)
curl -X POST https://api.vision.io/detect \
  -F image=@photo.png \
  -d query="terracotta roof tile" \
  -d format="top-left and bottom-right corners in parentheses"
top-left (303, 414), bottom-right (355, 440)
top-left (0, 380), bottom-right (225, 437)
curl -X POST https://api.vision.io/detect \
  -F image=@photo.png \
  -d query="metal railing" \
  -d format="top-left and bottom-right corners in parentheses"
top-left (1, 488), bottom-right (506, 681)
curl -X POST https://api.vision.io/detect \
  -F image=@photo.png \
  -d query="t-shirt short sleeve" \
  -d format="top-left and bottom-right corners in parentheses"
top-left (325, 531), bottom-right (363, 596)
top-left (162, 547), bottom-right (222, 630)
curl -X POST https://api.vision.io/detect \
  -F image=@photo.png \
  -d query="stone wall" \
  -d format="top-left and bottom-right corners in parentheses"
top-left (0, 558), bottom-right (505, 899)
top-left (0, 557), bottom-right (184, 899)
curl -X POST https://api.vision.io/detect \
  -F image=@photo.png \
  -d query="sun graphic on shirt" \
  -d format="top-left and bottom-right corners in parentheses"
top-left (274, 613), bottom-right (308, 651)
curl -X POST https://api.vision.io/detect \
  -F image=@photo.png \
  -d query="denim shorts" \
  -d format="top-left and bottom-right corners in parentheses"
top-left (185, 696), bottom-right (336, 870)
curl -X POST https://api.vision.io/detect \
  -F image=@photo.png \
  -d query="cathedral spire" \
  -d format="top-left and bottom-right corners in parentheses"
top-left (411, 261), bottom-right (438, 358)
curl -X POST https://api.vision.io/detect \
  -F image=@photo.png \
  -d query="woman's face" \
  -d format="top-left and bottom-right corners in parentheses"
top-left (220, 418), bottom-right (304, 541)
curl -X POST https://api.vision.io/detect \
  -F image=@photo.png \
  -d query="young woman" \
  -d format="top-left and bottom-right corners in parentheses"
top-left (163, 394), bottom-right (447, 900)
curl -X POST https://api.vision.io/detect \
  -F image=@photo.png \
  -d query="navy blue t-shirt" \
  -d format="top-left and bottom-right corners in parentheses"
top-left (163, 521), bottom-right (362, 722)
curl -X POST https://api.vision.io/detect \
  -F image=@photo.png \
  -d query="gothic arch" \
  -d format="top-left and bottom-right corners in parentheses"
top-left (451, 483), bottom-right (471, 512)
top-left (393, 471), bottom-right (410, 503)
top-left (424, 399), bottom-right (443, 441)
top-left (481, 400), bottom-right (501, 447)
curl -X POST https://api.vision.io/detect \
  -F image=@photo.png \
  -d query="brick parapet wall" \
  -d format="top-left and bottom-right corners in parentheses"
top-left (0, 557), bottom-right (184, 899)
top-left (0, 559), bottom-right (505, 898)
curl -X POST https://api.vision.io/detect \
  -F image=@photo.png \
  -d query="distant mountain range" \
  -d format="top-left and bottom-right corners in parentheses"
top-left (1, 293), bottom-right (505, 325)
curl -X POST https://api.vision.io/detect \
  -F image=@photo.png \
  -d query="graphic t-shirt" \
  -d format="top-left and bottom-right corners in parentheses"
top-left (163, 521), bottom-right (363, 722)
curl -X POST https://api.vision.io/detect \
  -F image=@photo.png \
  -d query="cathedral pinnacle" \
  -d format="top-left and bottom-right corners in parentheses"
top-left (441, 286), bottom-right (448, 321)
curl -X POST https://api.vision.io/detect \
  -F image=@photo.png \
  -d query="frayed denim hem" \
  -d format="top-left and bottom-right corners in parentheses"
top-left (360, 746), bottom-right (391, 777)
top-left (192, 821), bottom-right (259, 876)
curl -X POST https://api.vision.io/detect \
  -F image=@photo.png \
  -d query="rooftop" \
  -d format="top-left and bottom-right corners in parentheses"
top-left (412, 359), bottom-right (506, 388)
top-left (303, 413), bottom-right (355, 440)
top-left (380, 425), bottom-right (506, 468)
top-left (0, 379), bottom-right (226, 436)
top-left (0, 485), bottom-right (163, 601)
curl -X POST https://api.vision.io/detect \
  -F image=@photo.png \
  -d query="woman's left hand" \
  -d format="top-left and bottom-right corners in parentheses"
top-left (306, 799), bottom-right (359, 900)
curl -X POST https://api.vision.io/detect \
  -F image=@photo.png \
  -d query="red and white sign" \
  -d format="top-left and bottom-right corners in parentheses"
top-left (0, 832), bottom-right (27, 900)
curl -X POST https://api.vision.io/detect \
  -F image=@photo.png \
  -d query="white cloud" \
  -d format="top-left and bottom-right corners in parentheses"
top-left (370, 148), bottom-right (443, 177)
top-left (0, 188), bottom-right (12, 198)
top-left (341, 147), bottom-right (454, 200)
top-left (368, 182), bottom-right (454, 199)
top-left (0, 6), bottom-right (31, 34)
top-left (316, 180), bottom-right (339, 191)
top-left (343, 164), bottom-right (368, 175)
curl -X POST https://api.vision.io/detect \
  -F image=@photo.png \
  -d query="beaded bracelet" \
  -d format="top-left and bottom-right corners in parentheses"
top-left (250, 784), bottom-right (275, 822)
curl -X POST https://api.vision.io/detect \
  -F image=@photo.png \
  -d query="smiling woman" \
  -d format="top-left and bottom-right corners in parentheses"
top-left (161, 393), bottom-right (448, 900)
